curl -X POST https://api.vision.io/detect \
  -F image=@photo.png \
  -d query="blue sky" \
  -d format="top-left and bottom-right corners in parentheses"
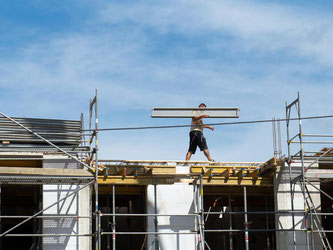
top-left (0, 0), bottom-right (332, 162)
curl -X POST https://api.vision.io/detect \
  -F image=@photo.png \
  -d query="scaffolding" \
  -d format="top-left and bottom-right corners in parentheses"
top-left (286, 92), bottom-right (333, 250)
top-left (0, 92), bottom-right (98, 249)
top-left (0, 92), bottom-right (332, 249)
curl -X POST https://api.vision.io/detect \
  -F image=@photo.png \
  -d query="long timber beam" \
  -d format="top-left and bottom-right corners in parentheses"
top-left (151, 107), bottom-right (239, 118)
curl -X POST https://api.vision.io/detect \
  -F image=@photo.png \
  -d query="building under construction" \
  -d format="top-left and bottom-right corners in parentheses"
top-left (0, 92), bottom-right (332, 250)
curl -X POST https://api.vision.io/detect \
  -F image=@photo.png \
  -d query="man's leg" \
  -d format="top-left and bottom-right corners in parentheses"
top-left (203, 149), bottom-right (213, 161)
top-left (187, 132), bottom-right (197, 161)
top-left (186, 151), bottom-right (193, 161)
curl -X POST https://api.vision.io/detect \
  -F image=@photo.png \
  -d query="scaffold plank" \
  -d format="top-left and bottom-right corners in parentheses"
top-left (0, 167), bottom-right (94, 184)
top-left (305, 169), bottom-right (333, 179)
top-left (0, 167), bottom-right (93, 176)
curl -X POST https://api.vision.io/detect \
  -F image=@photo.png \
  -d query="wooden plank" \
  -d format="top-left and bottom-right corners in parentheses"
top-left (191, 166), bottom-right (255, 174)
top-left (98, 176), bottom-right (174, 185)
top-left (98, 176), bottom-right (272, 186)
top-left (202, 177), bottom-right (272, 186)
top-left (152, 167), bottom-right (175, 175)
top-left (103, 164), bottom-right (176, 169)
top-left (259, 157), bottom-right (279, 177)
top-left (102, 165), bottom-right (145, 175)
top-left (99, 160), bottom-right (264, 166)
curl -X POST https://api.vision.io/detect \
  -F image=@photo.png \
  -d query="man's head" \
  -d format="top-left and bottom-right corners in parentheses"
top-left (199, 103), bottom-right (207, 108)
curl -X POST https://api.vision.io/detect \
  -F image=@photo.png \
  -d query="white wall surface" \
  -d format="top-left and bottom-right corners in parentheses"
top-left (146, 183), bottom-right (196, 250)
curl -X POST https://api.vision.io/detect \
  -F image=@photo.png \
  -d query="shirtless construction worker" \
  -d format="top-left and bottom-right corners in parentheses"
top-left (185, 103), bottom-right (214, 161)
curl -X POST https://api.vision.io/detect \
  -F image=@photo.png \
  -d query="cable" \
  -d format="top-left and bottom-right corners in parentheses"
top-left (83, 115), bottom-right (333, 132)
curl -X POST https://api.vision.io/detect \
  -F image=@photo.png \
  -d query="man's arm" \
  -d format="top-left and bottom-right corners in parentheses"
top-left (203, 124), bottom-right (214, 131)
top-left (192, 114), bottom-right (209, 122)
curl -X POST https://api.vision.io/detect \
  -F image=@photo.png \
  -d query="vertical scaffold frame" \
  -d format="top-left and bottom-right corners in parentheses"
top-left (286, 92), bottom-right (332, 250)
top-left (89, 89), bottom-right (101, 250)
top-left (286, 92), bottom-right (305, 250)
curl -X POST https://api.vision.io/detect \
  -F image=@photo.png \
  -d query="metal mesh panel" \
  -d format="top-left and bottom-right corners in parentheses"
top-left (0, 175), bottom-right (94, 184)
top-left (0, 145), bottom-right (90, 153)
top-left (43, 159), bottom-right (82, 169)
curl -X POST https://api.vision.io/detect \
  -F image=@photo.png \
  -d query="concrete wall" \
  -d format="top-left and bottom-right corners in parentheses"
top-left (42, 156), bottom-right (91, 250)
top-left (274, 161), bottom-right (322, 250)
top-left (146, 182), bottom-right (196, 250)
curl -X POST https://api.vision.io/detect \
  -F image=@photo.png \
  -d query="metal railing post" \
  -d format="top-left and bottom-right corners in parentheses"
top-left (296, 93), bottom-right (310, 250)
top-left (154, 183), bottom-right (159, 250)
top-left (286, 100), bottom-right (297, 250)
top-left (265, 196), bottom-right (271, 250)
top-left (228, 194), bottom-right (233, 250)
top-left (243, 186), bottom-right (249, 250)
top-left (112, 185), bottom-right (116, 250)
top-left (94, 89), bottom-right (101, 250)
top-left (199, 175), bottom-right (205, 250)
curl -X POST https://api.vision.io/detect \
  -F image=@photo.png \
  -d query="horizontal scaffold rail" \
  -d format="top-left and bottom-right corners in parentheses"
top-left (95, 159), bottom-right (278, 186)
top-left (303, 169), bottom-right (333, 180)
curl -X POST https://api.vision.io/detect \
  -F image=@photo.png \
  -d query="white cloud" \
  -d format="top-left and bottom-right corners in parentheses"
top-left (100, 0), bottom-right (333, 66)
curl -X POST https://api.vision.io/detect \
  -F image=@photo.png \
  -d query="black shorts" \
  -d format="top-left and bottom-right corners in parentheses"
top-left (188, 131), bottom-right (208, 154)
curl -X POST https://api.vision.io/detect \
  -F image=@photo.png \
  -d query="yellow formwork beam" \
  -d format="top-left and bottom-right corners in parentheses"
top-left (191, 166), bottom-right (258, 177)
top-left (97, 176), bottom-right (272, 186)
top-left (98, 165), bottom-right (175, 178)
top-left (98, 176), bottom-right (175, 185)
top-left (202, 177), bottom-right (272, 186)
top-left (96, 160), bottom-right (274, 186)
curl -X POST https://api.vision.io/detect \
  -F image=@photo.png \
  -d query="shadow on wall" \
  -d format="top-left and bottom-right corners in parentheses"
top-left (43, 216), bottom-right (78, 250)
top-left (43, 185), bottom-right (79, 250)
